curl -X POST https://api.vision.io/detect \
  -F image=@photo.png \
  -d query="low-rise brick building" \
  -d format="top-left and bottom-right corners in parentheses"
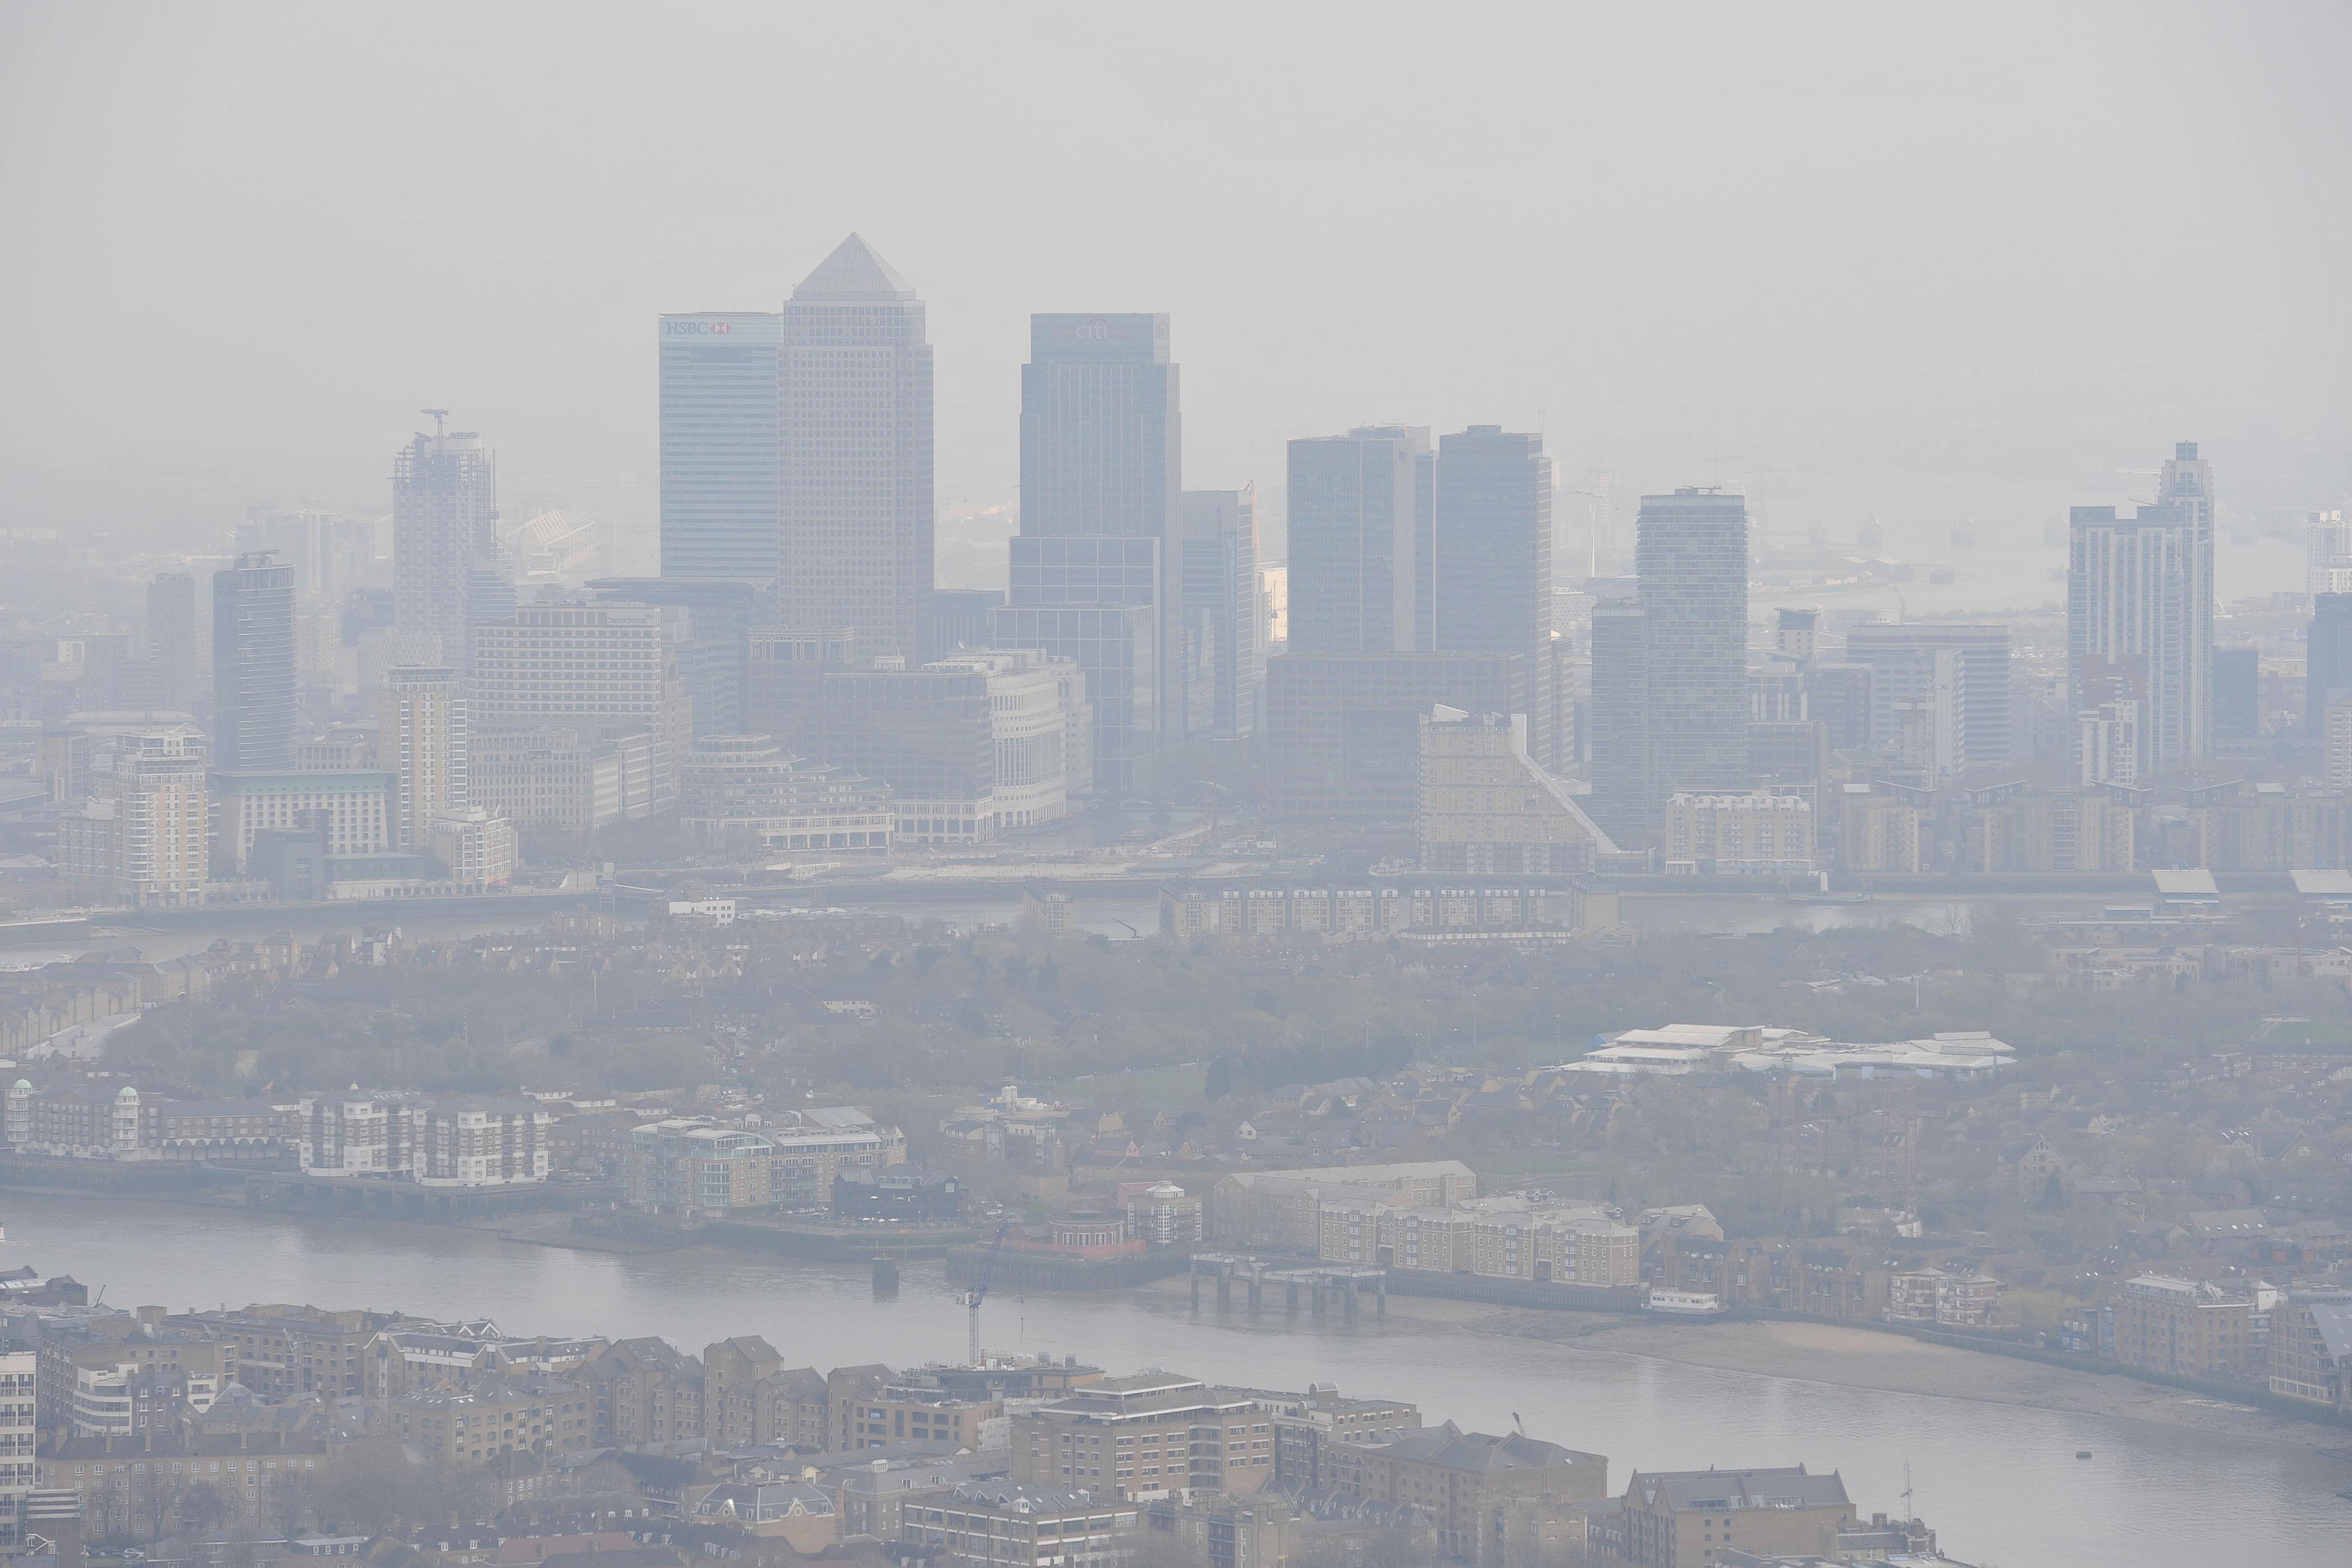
top-left (1590, 1465), bottom-right (1854, 1568)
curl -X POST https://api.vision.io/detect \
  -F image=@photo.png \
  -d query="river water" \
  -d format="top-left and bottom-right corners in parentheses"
top-left (2, 1192), bottom-right (2343, 1567)
top-left (0, 890), bottom-right (1978, 974)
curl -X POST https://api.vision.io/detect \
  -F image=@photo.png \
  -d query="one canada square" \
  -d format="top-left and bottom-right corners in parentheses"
top-left (659, 235), bottom-right (933, 661)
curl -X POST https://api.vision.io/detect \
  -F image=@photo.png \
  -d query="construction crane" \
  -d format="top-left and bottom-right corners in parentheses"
top-left (961, 1219), bottom-right (1012, 1367)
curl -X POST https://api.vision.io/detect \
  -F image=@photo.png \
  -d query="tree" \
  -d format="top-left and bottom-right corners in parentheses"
top-left (178, 1481), bottom-right (228, 1535)
top-left (265, 1466), bottom-right (317, 1541)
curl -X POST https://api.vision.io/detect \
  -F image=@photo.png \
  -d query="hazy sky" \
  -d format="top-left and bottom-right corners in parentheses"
top-left (4, 2), bottom-right (2349, 567)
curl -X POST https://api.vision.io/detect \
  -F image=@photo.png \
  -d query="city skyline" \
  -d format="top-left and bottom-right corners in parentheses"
top-left (7, 8), bottom-right (2349, 566)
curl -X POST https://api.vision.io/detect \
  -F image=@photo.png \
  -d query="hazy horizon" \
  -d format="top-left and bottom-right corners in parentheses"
top-left (5, 2), bottom-right (2349, 579)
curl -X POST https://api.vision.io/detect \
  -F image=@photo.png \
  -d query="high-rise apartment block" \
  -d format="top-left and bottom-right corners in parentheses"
top-left (1588, 490), bottom-right (1750, 848)
top-left (2309, 510), bottom-right (2352, 596)
top-left (2326, 697), bottom-right (2352, 793)
top-left (659, 311), bottom-right (783, 579)
top-left (1177, 487), bottom-right (1263, 737)
top-left (2068, 442), bottom-right (2214, 776)
top-left (382, 665), bottom-right (466, 854)
top-left (1432, 427), bottom-right (1553, 763)
top-left (145, 572), bottom-right (197, 713)
top-left (393, 419), bottom-right (509, 672)
top-left (57, 730), bottom-right (209, 907)
top-left (780, 236), bottom-right (933, 658)
top-left (1634, 488), bottom-right (1749, 793)
top-left (1287, 429), bottom-right (1419, 655)
top-left (210, 552), bottom-right (296, 773)
top-left (1002, 313), bottom-right (1181, 787)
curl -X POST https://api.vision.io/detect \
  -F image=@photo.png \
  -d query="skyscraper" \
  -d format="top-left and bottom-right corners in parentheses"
top-left (392, 416), bottom-right (507, 673)
top-left (1019, 314), bottom-right (1180, 541)
top-left (1286, 428), bottom-right (1419, 655)
top-left (1178, 486), bottom-right (1263, 738)
top-left (996, 539), bottom-right (1161, 781)
top-left (145, 572), bottom-right (196, 713)
top-left (210, 552), bottom-right (296, 772)
top-left (1584, 599), bottom-right (1652, 847)
top-left (659, 311), bottom-right (782, 579)
top-left (2212, 646), bottom-right (2260, 741)
top-left (2308, 594), bottom-right (2352, 735)
top-left (1432, 427), bottom-right (1553, 763)
top-left (779, 235), bottom-right (932, 659)
top-left (383, 664), bottom-right (466, 854)
top-left (2068, 441), bottom-right (2214, 776)
top-left (998, 313), bottom-right (1182, 786)
top-left (1634, 489), bottom-right (1750, 801)
top-left (1587, 490), bottom-right (1750, 848)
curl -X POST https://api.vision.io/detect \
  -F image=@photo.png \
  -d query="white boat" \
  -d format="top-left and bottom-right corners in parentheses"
top-left (1645, 1289), bottom-right (1728, 1317)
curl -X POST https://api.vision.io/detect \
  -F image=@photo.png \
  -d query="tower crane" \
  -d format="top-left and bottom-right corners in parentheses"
top-left (960, 1219), bottom-right (1012, 1367)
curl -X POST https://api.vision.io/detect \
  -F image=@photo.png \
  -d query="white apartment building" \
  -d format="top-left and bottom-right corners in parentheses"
top-left (71, 1359), bottom-right (222, 1434)
top-left (1662, 790), bottom-right (1814, 874)
top-left (2079, 699), bottom-right (2141, 787)
top-left (2327, 695), bottom-right (2352, 793)
top-left (57, 730), bottom-right (209, 907)
top-left (0, 1351), bottom-right (29, 1544)
top-left (297, 1090), bottom-right (549, 1186)
top-left (383, 664), bottom-right (466, 852)
top-left (414, 1098), bottom-right (551, 1187)
top-left (430, 808), bottom-right (516, 891)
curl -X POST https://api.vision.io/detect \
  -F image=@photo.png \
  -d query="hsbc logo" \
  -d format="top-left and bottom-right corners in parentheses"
top-left (664, 320), bottom-right (736, 336)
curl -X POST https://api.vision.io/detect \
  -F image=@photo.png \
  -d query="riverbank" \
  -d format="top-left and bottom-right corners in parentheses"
top-left (0, 1189), bottom-right (2341, 1565)
top-left (1130, 1276), bottom-right (2352, 1456)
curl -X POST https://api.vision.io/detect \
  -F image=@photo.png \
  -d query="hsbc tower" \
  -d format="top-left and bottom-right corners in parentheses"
top-left (659, 311), bottom-right (782, 579)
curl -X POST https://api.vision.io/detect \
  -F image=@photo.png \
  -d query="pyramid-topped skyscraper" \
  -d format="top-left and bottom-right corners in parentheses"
top-left (779, 235), bottom-right (933, 657)
top-left (792, 232), bottom-right (919, 301)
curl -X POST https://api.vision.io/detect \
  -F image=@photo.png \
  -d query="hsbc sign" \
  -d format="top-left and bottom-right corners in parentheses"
top-left (663, 319), bottom-right (736, 336)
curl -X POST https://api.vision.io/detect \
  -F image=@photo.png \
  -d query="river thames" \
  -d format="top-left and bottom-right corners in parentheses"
top-left (2, 1192), bottom-right (2344, 1567)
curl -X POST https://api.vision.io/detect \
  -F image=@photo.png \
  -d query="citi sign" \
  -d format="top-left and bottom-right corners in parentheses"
top-left (664, 320), bottom-right (736, 336)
